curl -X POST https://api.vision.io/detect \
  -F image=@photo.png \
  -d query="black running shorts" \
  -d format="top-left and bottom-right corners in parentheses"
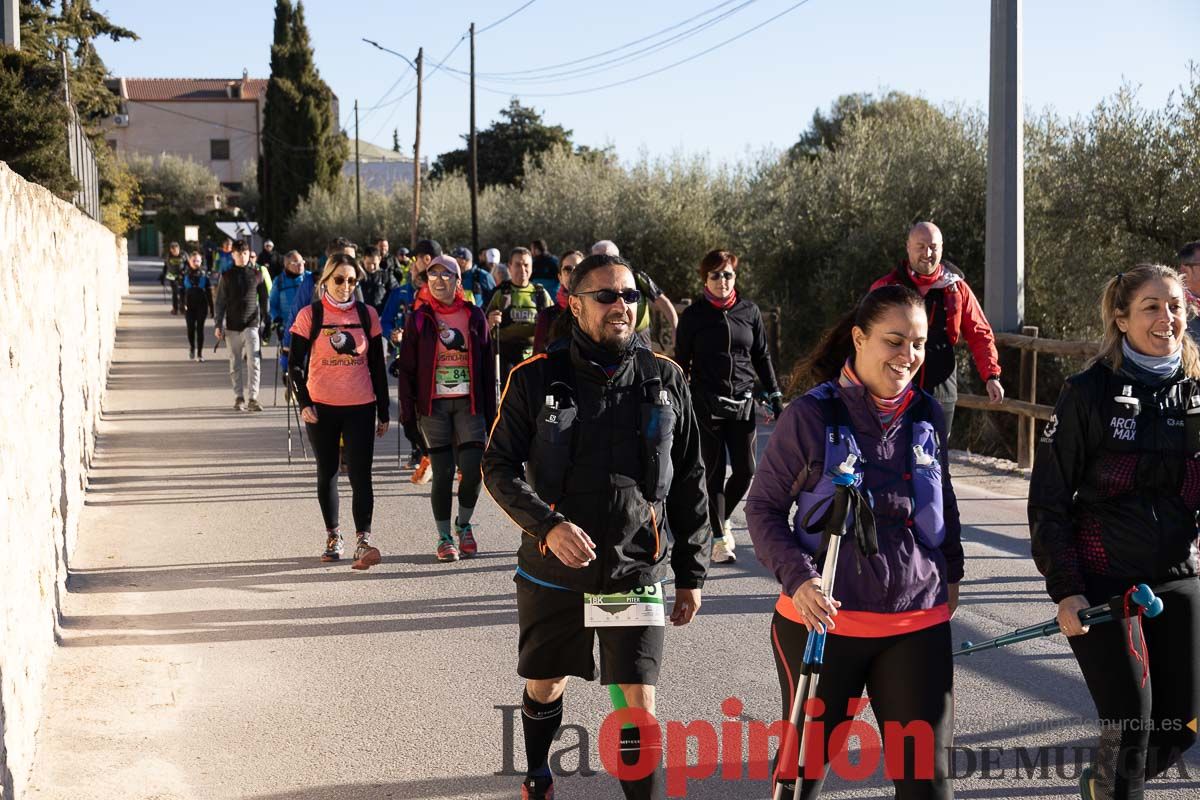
top-left (515, 575), bottom-right (665, 685)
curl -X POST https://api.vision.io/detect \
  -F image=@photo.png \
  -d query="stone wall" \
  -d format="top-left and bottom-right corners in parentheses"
top-left (0, 163), bottom-right (128, 799)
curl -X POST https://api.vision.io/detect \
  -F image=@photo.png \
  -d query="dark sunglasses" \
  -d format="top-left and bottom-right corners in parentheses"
top-left (574, 288), bottom-right (641, 305)
top-left (708, 271), bottom-right (736, 281)
top-left (332, 275), bottom-right (359, 286)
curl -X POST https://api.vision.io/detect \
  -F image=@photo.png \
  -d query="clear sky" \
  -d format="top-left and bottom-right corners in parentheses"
top-left (93, 0), bottom-right (1199, 164)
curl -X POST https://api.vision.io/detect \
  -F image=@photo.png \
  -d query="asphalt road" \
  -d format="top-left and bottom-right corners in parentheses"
top-left (24, 260), bottom-right (1199, 799)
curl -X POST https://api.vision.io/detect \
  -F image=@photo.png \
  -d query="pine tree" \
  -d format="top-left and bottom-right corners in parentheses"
top-left (259, 0), bottom-right (348, 238)
top-left (392, 128), bottom-right (401, 153)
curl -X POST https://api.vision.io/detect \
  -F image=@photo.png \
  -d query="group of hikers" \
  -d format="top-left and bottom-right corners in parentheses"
top-left (157, 226), bottom-right (1200, 800)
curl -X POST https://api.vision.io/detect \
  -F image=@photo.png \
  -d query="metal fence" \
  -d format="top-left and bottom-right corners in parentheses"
top-left (58, 51), bottom-right (99, 221)
top-left (66, 107), bottom-right (99, 220)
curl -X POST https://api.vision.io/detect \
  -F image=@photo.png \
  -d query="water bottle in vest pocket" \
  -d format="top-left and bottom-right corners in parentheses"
top-left (910, 421), bottom-right (946, 548)
top-left (640, 383), bottom-right (676, 502)
top-left (529, 394), bottom-right (576, 505)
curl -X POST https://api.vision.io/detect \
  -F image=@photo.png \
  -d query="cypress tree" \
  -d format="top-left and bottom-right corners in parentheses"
top-left (259, 0), bottom-right (347, 238)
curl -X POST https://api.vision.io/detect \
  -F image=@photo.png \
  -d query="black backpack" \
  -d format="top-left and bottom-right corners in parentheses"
top-left (299, 299), bottom-right (372, 373)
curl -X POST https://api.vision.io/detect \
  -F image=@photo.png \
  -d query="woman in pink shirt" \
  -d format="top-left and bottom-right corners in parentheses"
top-left (288, 254), bottom-right (391, 569)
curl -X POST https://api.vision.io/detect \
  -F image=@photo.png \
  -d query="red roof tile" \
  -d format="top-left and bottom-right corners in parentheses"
top-left (123, 78), bottom-right (269, 102)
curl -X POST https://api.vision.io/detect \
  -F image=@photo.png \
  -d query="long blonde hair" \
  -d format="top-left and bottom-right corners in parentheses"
top-left (1090, 263), bottom-right (1200, 378)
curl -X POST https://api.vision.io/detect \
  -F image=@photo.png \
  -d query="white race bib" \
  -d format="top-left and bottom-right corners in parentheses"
top-left (583, 582), bottom-right (665, 628)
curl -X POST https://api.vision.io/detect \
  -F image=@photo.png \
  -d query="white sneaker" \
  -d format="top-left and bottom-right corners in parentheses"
top-left (712, 537), bottom-right (736, 564)
top-left (722, 521), bottom-right (736, 550)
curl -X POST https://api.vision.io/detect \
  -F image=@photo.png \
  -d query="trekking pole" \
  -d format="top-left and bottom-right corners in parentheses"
top-left (492, 324), bottom-right (502, 408)
top-left (774, 456), bottom-right (860, 800)
top-left (955, 584), bottom-right (1163, 657)
top-left (273, 346), bottom-right (281, 407)
top-left (285, 377), bottom-right (294, 465)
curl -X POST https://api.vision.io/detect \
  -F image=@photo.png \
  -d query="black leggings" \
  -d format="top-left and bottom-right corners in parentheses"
top-left (305, 403), bottom-right (377, 533)
top-left (428, 443), bottom-right (484, 522)
top-left (770, 611), bottom-right (954, 799)
top-left (185, 307), bottom-right (206, 352)
top-left (698, 416), bottom-right (757, 536)
top-left (1069, 576), bottom-right (1200, 799)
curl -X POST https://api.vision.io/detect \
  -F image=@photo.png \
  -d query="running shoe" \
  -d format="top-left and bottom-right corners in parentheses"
top-left (712, 537), bottom-right (736, 564)
top-left (189, 349), bottom-right (195, 361)
top-left (233, 397), bottom-right (246, 412)
top-left (246, 399), bottom-right (264, 412)
top-left (436, 536), bottom-right (460, 562)
top-left (456, 522), bottom-right (478, 558)
top-left (321, 532), bottom-right (344, 562)
top-left (723, 521), bottom-right (737, 550)
top-left (352, 535), bottom-right (382, 570)
top-left (198, 353), bottom-right (205, 363)
top-left (411, 455), bottom-right (432, 485)
top-left (520, 776), bottom-right (554, 800)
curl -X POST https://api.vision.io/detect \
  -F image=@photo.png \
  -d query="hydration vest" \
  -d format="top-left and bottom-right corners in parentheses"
top-left (527, 347), bottom-right (676, 506)
top-left (792, 384), bottom-right (945, 554)
top-left (181, 271), bottom-right (209, 291)
top-left (497, 281), bottom-right (551, 327)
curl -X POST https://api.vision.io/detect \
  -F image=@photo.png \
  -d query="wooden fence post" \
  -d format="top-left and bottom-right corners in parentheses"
top-left (1017, 325), bottom-right (1038, 468)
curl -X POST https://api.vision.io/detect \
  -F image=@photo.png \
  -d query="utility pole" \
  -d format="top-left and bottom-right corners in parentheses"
top-left (984, 0), bottom-right (1024, 331)
top-left (1, 0), bottom-right (19, 49)
top-left (354, 98), bottom-right (361, 225)
top-left (469, 23), bottom-right (480, 259)
top-left (411, 47), bottom-right (423, 251)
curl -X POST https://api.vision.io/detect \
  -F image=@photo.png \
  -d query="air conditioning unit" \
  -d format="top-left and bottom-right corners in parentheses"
top-left (113, 114), bottom-right (130, 127)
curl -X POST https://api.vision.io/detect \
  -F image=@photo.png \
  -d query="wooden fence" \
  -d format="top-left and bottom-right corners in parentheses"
top-left (956, 326), bottom-right (1100, 468)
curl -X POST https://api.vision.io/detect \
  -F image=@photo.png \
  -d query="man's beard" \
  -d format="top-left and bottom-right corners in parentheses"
top-left (589, 318), bottom-right (634, 352)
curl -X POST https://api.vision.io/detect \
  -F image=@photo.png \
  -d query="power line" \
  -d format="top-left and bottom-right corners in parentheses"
top-left (466, 0), bottom-right (816, 99)
top-left (458, 0), bottom-right (743, 79)
top-left (461, 0), bottom-right (759, 85)
top-left (476, 0), bottom-right (540, 35)
top-left (367, 36), bottom-right (466, 146)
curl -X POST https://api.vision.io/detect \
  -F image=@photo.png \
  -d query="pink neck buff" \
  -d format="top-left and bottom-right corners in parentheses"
top-left (322, 294), bottom-right (356, 311)
top-left (839, 359), bottom-right (915, 431)
top-left (556, 285), bottom-right (570, 309)
top-left (704, 286), bottom-right (737, 310)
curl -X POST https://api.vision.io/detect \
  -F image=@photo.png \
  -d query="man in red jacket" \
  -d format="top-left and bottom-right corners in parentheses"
top-left (870, 221), bottom-right (1004, 437)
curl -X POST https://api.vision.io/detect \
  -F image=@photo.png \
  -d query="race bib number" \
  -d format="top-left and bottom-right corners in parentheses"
top-left (435, 365), bottom-right (470, 396)
top-left (583, 582), bottom-right (665, 628)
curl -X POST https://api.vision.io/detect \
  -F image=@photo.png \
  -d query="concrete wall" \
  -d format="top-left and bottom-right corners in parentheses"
top-left (0, 163), bottom-right (128, 799)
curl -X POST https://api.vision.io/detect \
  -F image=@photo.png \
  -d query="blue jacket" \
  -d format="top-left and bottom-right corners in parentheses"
top-left (271, 270), bottom-right (311, 336)
top-left (460, 266), bottom-right (497, 308)
top-left (380, 281), bottom-right (419, 341)
top-left (745, 381), bottom-right (964, 613)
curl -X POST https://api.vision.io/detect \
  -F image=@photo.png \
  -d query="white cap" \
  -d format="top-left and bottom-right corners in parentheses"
top-left (484, 248), bottom-right (501, 265)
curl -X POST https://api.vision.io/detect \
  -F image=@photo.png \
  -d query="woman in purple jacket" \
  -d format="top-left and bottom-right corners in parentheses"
top-left (745, 285), bottom-right (963, 799)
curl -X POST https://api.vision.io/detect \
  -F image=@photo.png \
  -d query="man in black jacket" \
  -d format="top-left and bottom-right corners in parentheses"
top-left (214, 240), bottom-right (270, 411)
top-left (259, 239), bottom-right (286, 279)
top-left (483, 254), bottom-right (709, 800)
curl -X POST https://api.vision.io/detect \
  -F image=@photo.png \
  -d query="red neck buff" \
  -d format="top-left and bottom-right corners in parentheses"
top-left (838, 359), bottom-right (915, 431)
top-left (704, 286), bottom-right (737, 310)
top-left (907, 262), bottom-right (944, 295)
top-left (429, 287), bottom-right (467, 313)
top-left (556, 285), bottom-right (570, 309)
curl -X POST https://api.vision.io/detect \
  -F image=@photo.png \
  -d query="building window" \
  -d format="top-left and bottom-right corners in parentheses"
top-left (210, 139), bottom-right (230, 161)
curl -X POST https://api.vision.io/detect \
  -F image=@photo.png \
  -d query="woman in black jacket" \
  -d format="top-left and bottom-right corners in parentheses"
top-left (675, 249), bottom-right (783, 564)
top-left (1029, 264), bottom-right (1200, 800)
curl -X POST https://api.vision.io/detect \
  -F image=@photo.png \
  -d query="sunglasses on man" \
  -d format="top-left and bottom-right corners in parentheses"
top-left (574, 288), bottom-right (642, 305)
